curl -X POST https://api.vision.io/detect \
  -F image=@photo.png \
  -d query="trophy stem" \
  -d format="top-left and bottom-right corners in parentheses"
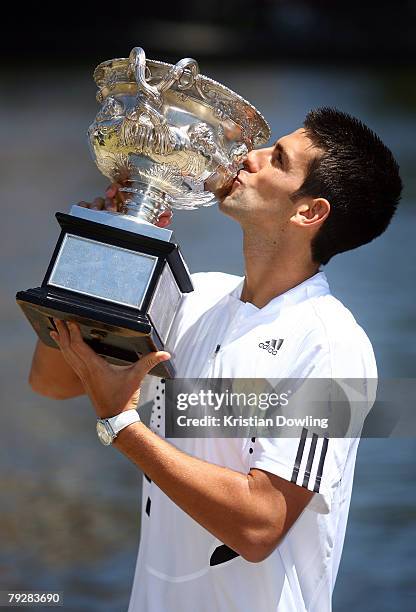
top-left (120, 183), bottom-right (170, 225)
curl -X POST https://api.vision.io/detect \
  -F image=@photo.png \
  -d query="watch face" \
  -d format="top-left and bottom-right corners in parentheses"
top-left (96, 421), bottom-right (113, 446)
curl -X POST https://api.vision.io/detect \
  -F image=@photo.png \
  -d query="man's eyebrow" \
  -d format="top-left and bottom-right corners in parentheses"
top-left (273, 141), bottom-right (290, 168)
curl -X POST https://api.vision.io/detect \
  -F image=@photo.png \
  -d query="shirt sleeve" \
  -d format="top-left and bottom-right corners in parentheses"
top-left (250, 432), bottom-right (353, 514)
top-left (249, 330), bottom-right (376, 514)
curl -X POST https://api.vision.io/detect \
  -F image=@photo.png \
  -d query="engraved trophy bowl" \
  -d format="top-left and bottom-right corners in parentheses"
top-left (88, 46), bottom-right (271, 224)
top-left (16, 47), bottom-right (270, 378)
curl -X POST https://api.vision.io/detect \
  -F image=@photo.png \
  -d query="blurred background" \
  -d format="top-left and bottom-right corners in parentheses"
top-left (1, 2), bottom-right (415, 610)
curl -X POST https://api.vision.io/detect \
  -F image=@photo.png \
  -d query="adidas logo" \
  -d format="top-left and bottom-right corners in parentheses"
top-left (259, 339), bottom-right (284, 355)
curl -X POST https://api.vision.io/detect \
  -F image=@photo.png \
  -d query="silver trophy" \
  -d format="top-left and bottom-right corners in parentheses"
top-left (16, 46), bottom-right (270, 378)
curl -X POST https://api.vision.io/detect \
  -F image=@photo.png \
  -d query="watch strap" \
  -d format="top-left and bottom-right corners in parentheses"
top-left (107, 410), bottom-right (141, 435)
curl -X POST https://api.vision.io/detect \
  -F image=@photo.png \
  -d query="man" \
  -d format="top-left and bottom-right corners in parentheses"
top-left (29, 108), bottom-right (402, 611)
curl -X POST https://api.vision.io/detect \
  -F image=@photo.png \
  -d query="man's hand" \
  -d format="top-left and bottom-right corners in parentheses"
top-left (50, 320), bottom-right (170, 419)
top-left (77, 182), bottom-right (173, 228)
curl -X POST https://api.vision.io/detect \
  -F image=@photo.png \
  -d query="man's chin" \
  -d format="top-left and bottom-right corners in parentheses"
top-left (218, 192), bottom-right (232, 210)
top-left (218, 193), bottom-right (240, 220)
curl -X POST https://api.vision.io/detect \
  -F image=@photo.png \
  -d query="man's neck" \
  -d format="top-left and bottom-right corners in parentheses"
top-left (240, 230), bottom-right (320, 309)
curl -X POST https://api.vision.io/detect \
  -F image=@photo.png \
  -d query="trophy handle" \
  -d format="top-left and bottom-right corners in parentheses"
top-left (126, 47), bottom-right (182, 157)
top-left (157, 57), bottom-right (199, 93)
top-left (129, 47), bottom-right (199, 105)
top-left (129, 47), bottom-right (161, 106)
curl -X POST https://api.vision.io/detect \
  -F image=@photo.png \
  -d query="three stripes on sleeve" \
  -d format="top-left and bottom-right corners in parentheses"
top-left (291, 427), bottom-right (329, 493)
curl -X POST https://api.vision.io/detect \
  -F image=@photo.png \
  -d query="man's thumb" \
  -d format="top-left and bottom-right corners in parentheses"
top-left (132, 350), bottom-right (171, 381)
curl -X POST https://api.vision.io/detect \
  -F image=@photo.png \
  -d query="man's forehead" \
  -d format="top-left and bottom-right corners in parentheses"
top-left (279, 128), bottom-right (314, 150)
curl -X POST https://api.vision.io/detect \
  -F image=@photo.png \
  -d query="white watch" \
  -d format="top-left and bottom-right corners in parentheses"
top-left (96, 410), bottom-right (141, 446)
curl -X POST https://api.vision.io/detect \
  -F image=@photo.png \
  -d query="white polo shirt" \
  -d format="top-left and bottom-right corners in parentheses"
top-left (127, 271), bottom-right (377, 612)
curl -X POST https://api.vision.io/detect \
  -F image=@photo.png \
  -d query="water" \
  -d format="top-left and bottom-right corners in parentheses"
top-left (1, 65), bottom-right (415, 611)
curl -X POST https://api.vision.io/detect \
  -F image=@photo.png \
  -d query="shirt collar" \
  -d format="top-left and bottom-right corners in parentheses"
top-left (229, 271), bottom-right (330, 315)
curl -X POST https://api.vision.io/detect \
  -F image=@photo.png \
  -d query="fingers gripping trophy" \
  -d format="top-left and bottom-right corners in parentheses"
top-left (16, 46), bottom-right (270, 378)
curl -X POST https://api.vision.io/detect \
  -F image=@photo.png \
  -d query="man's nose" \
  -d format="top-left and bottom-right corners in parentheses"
top-left (243, 147), bottom-right (271, 172)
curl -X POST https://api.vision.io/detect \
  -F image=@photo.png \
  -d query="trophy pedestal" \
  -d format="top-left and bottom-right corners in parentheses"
top-left (16, 209), bottom-right (193, 378)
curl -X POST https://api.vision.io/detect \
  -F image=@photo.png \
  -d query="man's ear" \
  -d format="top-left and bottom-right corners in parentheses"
top-left (290, 197), bottom-right (330, 228)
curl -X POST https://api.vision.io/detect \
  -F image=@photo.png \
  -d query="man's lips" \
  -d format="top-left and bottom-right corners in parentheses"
top-left (235, 168), bottom-right (250, 185)
top-left (231, 172), bottom-right (244, 189)
top-left (230, 177), bottom-right (242, 193)
top-left (219, 171), bottom-right (246, 197)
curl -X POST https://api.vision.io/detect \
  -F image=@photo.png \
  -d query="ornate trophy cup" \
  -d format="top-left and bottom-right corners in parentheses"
top-left (16, 46), bottom-right (270, 377)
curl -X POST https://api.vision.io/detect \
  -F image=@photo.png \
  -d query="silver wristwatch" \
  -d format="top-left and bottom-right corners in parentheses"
top-left (96, 410), bottom-right (141, 446)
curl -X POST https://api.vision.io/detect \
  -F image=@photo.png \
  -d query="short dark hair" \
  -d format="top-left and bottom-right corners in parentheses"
top-left (292, 107), bottom-right (402, 264)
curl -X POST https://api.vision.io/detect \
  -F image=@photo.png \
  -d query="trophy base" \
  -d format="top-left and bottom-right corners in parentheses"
top-left (16, 212), bottom-right (194, 379)
top-left (16, 286), bottom-right (175, 378)
top-left (16, 287), bottom-right (175, 378)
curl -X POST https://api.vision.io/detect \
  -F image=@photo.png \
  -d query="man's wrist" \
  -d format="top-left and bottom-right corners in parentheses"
top-left (96, 410), bottom-right (141, 446)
